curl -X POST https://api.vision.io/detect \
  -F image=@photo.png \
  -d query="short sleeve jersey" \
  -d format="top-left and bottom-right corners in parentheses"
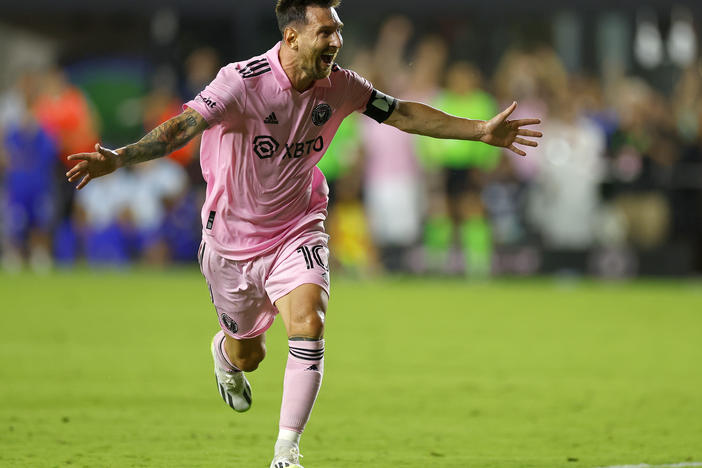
top-left (185, 42), bottom-right (373, 260)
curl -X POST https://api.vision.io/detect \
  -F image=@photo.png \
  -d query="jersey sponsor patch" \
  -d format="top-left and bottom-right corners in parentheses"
top-left (363, 88), bottom-right (397, 123)
top-left (253, 135), bottom-right (280, 159)
top-left (252, 136), bottom-right (325, 161)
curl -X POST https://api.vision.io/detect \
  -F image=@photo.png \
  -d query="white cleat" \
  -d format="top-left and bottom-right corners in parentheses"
top-left (210, 337), bottom-right (252, 412)
top-left (270, 445), bottom-right (304, 468)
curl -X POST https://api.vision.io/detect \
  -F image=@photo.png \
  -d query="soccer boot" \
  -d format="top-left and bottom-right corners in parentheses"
top-left (270, 444), bottom-right (304, 468)
top-left (210, 337), bottom-right (252, 412)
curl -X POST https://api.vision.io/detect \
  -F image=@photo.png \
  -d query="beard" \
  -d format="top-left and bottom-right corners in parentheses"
top-left (299, 47), bottom-right (335, 81)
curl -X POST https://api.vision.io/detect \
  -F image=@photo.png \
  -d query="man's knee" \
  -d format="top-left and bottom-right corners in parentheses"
top-left (277, 283), bottom-right (328, 339)
top-left (291, 309), bottom-right (325, 339)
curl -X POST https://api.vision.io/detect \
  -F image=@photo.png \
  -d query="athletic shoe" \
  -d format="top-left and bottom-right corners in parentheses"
top-left (270, 445), bottom-right (303, 468)
top-left (210, 337), bottom-right (252, 412)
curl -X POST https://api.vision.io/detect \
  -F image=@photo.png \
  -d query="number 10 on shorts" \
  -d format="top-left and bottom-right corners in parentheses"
top-left (296, 245), bottom-right (328, 271)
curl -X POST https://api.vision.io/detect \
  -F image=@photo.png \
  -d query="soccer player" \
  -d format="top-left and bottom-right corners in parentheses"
top-left (66, 1), bottom-right (542, 466)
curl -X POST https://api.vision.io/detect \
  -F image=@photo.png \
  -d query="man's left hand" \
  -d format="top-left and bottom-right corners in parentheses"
top-left (480, 101), bottom-right (542, 156)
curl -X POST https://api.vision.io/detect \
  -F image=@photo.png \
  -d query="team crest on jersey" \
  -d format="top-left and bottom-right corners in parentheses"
top-left (311, 103), bottom-right (332, 126)
top-left (221, 313), bottom-right (238, 334)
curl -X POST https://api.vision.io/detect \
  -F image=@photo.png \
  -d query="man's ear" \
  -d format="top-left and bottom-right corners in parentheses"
top-left (283, 26), bottom-right (299, 50)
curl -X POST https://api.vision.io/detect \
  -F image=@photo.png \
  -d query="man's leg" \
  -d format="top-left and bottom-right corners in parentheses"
top-left (211, 331), bottom-right (266, 412)
top-left (271, 283), bottom-right (328, 465)
top-left (199, 239), bottom-right (278, 413)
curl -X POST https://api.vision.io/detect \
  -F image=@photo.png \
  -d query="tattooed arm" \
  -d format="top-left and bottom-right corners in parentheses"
top-left (66, 107), bottom-right (208, 190)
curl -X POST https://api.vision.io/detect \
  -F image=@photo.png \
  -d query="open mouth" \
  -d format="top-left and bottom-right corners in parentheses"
top-left (320, 53), bottom-right (335, 66)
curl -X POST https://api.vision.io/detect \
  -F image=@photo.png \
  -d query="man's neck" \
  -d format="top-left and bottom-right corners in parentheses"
top-left (278, 45), bottom-right (315, 93)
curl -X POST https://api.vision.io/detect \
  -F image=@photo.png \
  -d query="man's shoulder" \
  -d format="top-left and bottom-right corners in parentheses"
top-left (222, 51), bottom-right (273, 81)
top-left (329, 62), bottom-right (347, 77)
top-left (328, 63), bottom-right (359, 85)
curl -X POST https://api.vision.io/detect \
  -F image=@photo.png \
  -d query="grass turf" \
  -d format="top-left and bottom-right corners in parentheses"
top-left (1, 269), bottom-right (701, 467)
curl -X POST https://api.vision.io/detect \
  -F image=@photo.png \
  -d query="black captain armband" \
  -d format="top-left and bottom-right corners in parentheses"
top-left (362, 89), bottom-right (397, 123)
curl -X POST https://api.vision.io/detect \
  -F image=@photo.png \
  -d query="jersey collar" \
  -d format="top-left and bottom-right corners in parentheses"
top-left (267, 42), bottom-right (332, 92)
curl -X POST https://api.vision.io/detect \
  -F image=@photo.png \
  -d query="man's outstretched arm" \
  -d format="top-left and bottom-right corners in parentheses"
top-left (66, 107), bottom-right (208, 189)
top-left (383, 100), bottom-right (542, 156)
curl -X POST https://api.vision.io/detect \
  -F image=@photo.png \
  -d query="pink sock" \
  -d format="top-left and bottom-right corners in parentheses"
top-left (213, 331), bottom-right (240, 373)
top-left (279, 339), bottom-right (325, 433)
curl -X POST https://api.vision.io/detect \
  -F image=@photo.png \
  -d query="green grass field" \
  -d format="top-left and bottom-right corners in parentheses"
top-left (1, 270), bottom-right (701, 468)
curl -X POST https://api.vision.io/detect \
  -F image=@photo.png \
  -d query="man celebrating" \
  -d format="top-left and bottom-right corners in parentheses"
top-left (66, 1), bottom-right (542, 466)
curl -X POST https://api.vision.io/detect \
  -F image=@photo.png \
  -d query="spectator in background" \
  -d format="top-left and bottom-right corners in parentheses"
top-left (132, 70), bottom-right (201, 265)
top-left (34, 65), bottom-right (99, 176)
top-left (73, 170), bottom-right (135, 266)
top-left (158, 183), bottom-right (202, 263)
top-left (129, 159), bottom-right (189, 265)
top-left (526, 82), bottom-right (606, 249)
top-left (74, 159), bottom-right (190, 267)
top-left (0, 71), bottom-right (33, 131)
top-left (671, 61), bottom-right (702, 270)
top-left (494, 49), bottom-right (549, 184)
top-left (143, 71), bottom-right (199, 168)
top-left (183, 47), bottom-right (221, 103)
top-left (490, 48), bottom-right (548, 257)
top-left (1, 71), bottom-right (57, 272)
top-left (418, 62), bottom-right (500, 276)
top-left (0, 70), bottom-right (32, 267)
top-left (326, 161), bottom-right (379, 276)
top-left (33, 65), bottom-right (99, 262)
top-left (606, 77), bottom-right (675, 250)
top-left (361, 28), bottom-right (443, 272)
top-left (510, 49), bottom-right (606, 250)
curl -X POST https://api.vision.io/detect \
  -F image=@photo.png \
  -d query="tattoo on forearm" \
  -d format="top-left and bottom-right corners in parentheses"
top-left (120, 111), bottom-right (203, 166)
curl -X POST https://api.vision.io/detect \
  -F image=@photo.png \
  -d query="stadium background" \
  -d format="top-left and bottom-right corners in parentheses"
top-left (1, 1), bottom-right (701, 467)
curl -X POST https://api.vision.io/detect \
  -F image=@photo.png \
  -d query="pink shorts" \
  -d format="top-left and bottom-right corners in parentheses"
top-left (198, 227), bottom-right (330, 340)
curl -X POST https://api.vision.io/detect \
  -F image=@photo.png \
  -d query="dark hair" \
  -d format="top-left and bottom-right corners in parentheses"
top-left (275, 0), bottom-right (341, 34)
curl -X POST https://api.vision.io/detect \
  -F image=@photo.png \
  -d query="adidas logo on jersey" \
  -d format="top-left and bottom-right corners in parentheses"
top-left (264, 112), bottom-right (279, 124)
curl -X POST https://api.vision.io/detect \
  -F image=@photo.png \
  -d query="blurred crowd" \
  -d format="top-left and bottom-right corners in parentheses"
top-left (1, 16), bottom-right (702, 276)
top-left (0, 49), bottom-right (216, 272)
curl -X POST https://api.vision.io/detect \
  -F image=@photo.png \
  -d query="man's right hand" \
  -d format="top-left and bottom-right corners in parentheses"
top-left (66, 143), bottom-right (121, 190)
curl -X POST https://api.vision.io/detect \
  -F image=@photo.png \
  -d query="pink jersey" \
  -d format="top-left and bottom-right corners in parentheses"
top-left (185, 42), bottom-right (373, 260)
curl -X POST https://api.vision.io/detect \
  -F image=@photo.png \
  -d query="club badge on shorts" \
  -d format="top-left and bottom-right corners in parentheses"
top-left (312, 103), bottom-right (332, 126)
top-left (221, 313), bottom-right (239, 334)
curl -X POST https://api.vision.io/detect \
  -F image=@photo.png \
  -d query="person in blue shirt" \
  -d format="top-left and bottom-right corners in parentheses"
top-left (1, 74), bottom-right (57, 271)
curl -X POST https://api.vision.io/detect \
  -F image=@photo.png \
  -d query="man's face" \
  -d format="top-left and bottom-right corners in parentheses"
top-left (294, 6), bottom-right (344, 80)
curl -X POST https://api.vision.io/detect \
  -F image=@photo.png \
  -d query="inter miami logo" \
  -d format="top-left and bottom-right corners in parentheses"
top-left (311, 103), bottom-right (332, 126)
top-left (253, 135), bottom-right (279, 159)
top-left (220, 313), bottom-right (238, 334)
